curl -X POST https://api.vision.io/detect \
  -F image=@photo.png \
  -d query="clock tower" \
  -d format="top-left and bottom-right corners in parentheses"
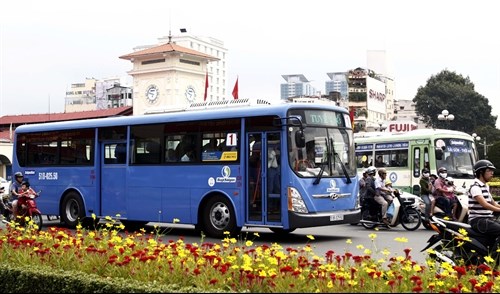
top-left (119, 39), bottom-right (219, 115)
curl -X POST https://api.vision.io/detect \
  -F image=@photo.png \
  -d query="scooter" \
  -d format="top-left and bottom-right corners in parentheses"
top-left (360, 189), bottom-right (422, 231)
top-left (421, 186), bottom-right (469, 230)
top-left (421, 215), bottom-right (500, 268)
top-left (1, 190), bottom-right (43, 230)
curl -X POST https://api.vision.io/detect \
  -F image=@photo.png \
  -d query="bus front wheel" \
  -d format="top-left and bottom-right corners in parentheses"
top-left (201, 195), bottom-right (241, 238)
top-left (61, 192), bottom-right (86, 228)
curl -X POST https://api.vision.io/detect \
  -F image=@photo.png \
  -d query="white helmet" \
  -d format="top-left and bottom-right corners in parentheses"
top-left (365, 166), bottom-right (377, 175)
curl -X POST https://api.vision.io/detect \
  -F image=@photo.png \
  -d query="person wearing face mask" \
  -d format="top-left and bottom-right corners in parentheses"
top-left (433, 167), bottom-right (454, 219)
top-left (419, 168), bottom-right (435, 221)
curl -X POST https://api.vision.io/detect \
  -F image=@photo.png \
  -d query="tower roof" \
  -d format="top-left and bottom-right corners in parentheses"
top-left (119, 42), bottom-right (219, 61)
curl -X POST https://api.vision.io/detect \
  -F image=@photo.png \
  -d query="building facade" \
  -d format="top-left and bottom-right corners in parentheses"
top-left (280, 74), bottom-right (317, 99)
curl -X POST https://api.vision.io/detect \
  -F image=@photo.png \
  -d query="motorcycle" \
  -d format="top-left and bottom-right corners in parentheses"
top-left (421, 215), bottom-right (500, 268)
top-left (1, 190), bottom-right (43, 230)
top-left (360, 189), bottom-right (422, 231)
top-left (421, 186), bottom-right (469, 230)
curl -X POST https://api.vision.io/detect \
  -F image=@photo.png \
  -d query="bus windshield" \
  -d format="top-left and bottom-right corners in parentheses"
top-left (288, 112), bottom-right (355, 179)
top-left (435, 137), bottom-right (475, 179)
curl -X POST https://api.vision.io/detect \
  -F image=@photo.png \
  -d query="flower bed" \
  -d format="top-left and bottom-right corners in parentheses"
top-left (1, 216), bottom-right (499, 293)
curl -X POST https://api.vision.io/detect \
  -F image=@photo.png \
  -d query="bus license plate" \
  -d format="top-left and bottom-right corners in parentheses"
top-left (330, 214), bottom-right (344, 221)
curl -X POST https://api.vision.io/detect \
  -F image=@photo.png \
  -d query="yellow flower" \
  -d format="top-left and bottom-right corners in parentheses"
top-left (356, 244), bottom-right (364, 250)
top-left (394, 237), bottom-right (408, 243)
top-left (368, 233), bottom-right (377, 240)
top-left (245, 240), bottom-right (253, 247)
top-left (346, 239), bottom-right (352, 244)
top-left (307, 235), bottom-right (315, 240)
top-left (253, 232), bottom-right (260, 237)
top-left (484, 255), bottom-right (495, 264)
top-left (173, 218), bottom-right (180, 223)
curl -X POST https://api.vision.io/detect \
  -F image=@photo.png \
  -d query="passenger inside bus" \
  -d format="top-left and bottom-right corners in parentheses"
top-left (375, 155), bottom-right (386, 167)
top-left (203, 138), bottom-right (218, 152)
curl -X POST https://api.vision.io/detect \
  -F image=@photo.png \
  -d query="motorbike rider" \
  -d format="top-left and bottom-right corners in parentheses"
top-left (363, 166), bottom-right (377, 209)
top-left (374, 168), bottom-right (393, 225)
top-left (9, 171), bottom-right (24, 220)
top-left (433, 167), bottom-right (454, 219)
top-left (419, 168), bottom-right (435, 221)
top-left (468, 160), bottom-right (500, 249)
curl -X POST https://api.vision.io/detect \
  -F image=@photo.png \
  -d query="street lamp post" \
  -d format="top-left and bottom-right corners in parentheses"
top-left (438, 110), bottom-right (454, 129)
top-left (472, 133), bottom-right (493, 159)
top-left (377, 121), bottom-right (387, 132)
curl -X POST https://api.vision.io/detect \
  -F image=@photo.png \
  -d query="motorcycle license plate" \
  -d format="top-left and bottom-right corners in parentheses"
top-left (330, 214), bottom-right (344, 221)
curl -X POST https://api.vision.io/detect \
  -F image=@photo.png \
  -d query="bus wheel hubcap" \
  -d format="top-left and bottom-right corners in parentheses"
top-left (211, 203), bottom-right (229, 228)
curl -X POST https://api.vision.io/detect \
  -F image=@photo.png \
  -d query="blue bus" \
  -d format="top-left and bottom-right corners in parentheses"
top-left (12, 99), bottom-right (360, 237)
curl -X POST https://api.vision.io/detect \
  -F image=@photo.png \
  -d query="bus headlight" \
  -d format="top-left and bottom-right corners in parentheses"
top-left (287, 187), bottom-right (308, 213)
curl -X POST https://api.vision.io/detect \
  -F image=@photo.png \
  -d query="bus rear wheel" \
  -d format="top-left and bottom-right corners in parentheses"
top-left (61, 192), bottom-right (86, 228)
top-left (201, 195), bottom-right (241, 238)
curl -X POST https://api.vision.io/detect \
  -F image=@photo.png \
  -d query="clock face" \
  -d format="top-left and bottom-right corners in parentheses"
top-left (185, 86), bottom-right (196, 102)
top-left (146, 85), bottom-right (159, 103)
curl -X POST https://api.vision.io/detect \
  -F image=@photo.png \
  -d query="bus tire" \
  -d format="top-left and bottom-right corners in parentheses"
top-left (201, 195), bottom-right (241, 238)
top-left (61, 192), bottom-right (86, 228)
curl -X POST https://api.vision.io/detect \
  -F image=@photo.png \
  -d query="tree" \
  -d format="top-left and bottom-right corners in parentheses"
top-left (486, 141), bottom-right (500, 175)
top-left (412, 69), bottom-right (497, 134)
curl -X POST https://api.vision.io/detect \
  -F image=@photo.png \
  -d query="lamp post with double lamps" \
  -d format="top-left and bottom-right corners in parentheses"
top-left (377, 121), bottom-right (387, 132)
top-left (437, 110), bottom-right (454, 129)
top-left (472, 133), bottom-right (493, 159)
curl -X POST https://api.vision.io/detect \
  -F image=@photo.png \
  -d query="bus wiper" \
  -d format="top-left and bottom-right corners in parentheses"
top-left (329, 137), bottom-right (351, 184)
top-left (313, 138), bottom-right (330, 185)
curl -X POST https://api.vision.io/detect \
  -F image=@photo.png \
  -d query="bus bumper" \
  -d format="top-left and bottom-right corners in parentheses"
top-left (288, 209), bottom-right (361, 229)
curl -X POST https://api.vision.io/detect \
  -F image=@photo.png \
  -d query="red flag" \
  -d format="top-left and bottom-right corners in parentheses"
top-left (203, 71), bottom-right (209, 101)
top-left (232, 77), bottom-right (239, 100)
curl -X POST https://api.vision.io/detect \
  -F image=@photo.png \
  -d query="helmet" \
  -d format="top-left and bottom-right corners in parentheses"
top-left (445, 177), bottom-right (454, 184)
top-left (365, 166), bottom-right (377, 175)
top-left (438, 167), bottom-right (447, 174)
top-left (473, 159), bottom-right (496, 173)
top-left (14, 172), bottom-right (23, 178)
top-left (378, 168), bottom-right (387, 175)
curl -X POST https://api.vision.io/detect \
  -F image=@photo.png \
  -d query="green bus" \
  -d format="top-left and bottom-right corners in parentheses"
top-left (354, 129), bottom-right (479, 195)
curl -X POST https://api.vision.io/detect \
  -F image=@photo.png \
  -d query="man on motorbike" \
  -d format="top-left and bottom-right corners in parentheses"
top-left (374, 168), bottom-right (393, 225)
top-left (433, 167), bottom-right (454, 219)
top-left (468, 160), bottom-right (500, 249)
top-left (9, 171), bottom-right (24, 220)
top-left (363, 166), bottom-right (377, 208)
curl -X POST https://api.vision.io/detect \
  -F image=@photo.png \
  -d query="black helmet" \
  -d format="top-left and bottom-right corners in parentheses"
top-left (473, 159), bottom-right (496, 173)
top-left (14, 172), bottom-right (23, 178)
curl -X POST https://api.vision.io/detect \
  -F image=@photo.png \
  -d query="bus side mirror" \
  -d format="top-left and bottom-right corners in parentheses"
top-left (435, 149), bottom-right (443, 160)
top-left (295, 130), bottom-right (305, 148)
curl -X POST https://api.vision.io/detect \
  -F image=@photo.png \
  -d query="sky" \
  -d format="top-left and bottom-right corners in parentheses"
top-left (1, 0), bottom-right (499, 126)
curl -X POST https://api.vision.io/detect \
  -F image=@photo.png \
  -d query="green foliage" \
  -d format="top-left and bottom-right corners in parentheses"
top-left (0, 263), bottom-right (216, 293)
top-left (487, 141), bottom-right (500, 174)
top-left (412, 69), bottom-right (497, 133)
top-left (349, 92), bottom-right (366, 102)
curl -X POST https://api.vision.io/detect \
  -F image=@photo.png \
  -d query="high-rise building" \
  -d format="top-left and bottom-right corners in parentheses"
top-left (325, 72), bottom-right (349, 107)
top-left (280, 74), bottom-right (317, 99)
